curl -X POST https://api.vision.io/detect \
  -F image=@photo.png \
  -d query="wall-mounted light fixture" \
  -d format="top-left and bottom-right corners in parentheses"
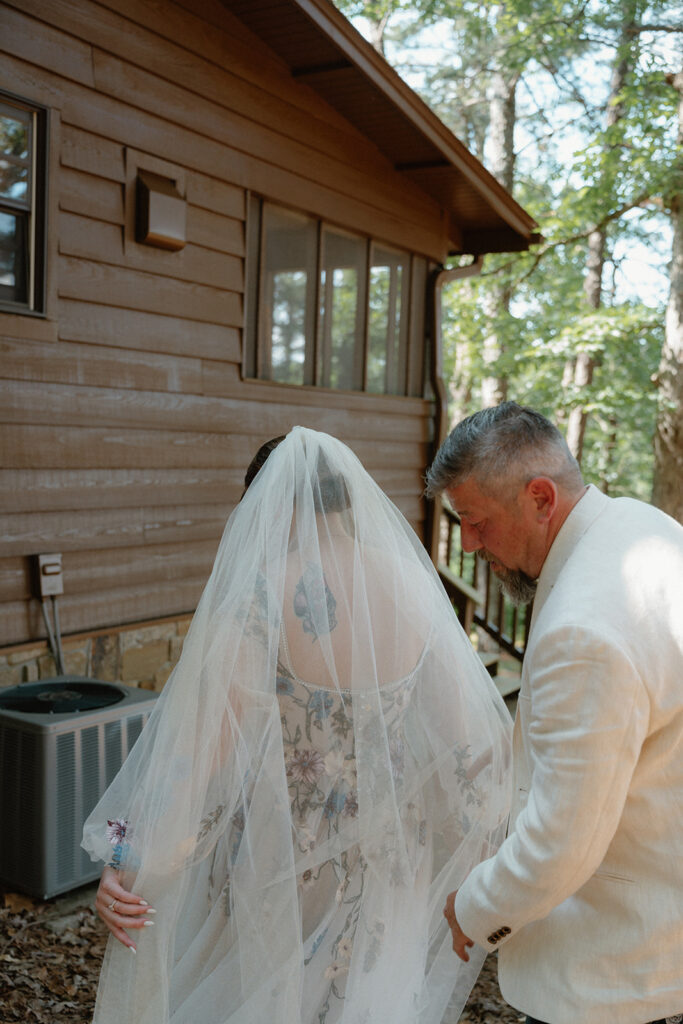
top-left (135, 169), bottom-right (187, 251)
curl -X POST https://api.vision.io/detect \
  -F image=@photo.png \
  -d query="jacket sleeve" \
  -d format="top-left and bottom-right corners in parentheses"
top-left (454, 624), bottom-right (649, 950)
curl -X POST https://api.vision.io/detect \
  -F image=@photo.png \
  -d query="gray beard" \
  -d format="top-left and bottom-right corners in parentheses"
top-left (494, 567), bottom-right (537, 606)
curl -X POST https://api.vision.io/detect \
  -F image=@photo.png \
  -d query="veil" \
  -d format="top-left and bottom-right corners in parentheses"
top-left (82, 426), bottom-right (512, 1024)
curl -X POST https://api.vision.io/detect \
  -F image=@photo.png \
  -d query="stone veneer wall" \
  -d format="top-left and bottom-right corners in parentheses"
top-left (0, 615), bottom-right (193, 693)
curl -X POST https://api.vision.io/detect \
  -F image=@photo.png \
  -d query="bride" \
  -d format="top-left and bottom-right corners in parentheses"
top-left (83, 427), bottom-right (511, 1024)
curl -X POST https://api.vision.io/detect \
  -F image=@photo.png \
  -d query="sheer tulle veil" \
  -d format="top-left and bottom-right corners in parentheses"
top-left (82, 426), bottom-right (512, 1024)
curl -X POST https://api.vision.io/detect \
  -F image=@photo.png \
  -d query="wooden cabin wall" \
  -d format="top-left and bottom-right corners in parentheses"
top-left (0, 0), bottom-right (442, 651)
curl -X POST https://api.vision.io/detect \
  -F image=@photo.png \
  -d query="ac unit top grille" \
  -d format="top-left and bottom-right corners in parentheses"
top-left (0, 678), bottom-right (125, 715)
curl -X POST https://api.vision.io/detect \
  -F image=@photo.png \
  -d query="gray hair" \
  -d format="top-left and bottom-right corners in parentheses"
top-left (425, 402), bottom-right (583, 500)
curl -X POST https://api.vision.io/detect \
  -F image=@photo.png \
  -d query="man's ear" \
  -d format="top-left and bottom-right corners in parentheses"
top-left (526, 477), bottom-right (558, 522)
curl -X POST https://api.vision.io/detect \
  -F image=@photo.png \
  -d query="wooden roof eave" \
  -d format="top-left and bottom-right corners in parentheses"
top-left (222, 0), bottom-right (538, 255)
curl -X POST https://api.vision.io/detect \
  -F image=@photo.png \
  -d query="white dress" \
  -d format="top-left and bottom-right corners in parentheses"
top-left (276, 634), bottom-right (428, 1022)
top-left (169, 627), bottom-right (487, 1024)
top-left (173, 636), bottom-right (429, 1022)
top-left (83, 427), bottom-right (511, 1024)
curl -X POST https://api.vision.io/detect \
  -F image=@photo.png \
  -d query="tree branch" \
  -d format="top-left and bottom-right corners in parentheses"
top-left (626, 23), bottom-right (683, 34)
top-left (479, 191), bottom-right (655, 286)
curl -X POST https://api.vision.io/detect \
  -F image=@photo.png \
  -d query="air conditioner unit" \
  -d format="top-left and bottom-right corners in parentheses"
top-left (0, 677), bottom-right (157, 899)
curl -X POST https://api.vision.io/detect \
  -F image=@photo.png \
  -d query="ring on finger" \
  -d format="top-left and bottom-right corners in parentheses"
top-left (108, 899), bottom-right (117, 911)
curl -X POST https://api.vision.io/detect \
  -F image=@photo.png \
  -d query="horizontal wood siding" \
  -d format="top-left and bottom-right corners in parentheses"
top-left (0, 0), bottom-right (439, 647)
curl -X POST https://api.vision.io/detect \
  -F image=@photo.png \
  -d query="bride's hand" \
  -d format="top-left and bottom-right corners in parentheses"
top-left (95, 865), bottom-right (155, 952)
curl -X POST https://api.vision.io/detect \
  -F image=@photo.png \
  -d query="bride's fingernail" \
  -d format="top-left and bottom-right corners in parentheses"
top-left (129, 946), bottom-right (137, 954)
top-left (144, 908), bottom-right (156, 914)
top-left (138, 900), bottom-right (149, 906)
top-left (143, 920), bottom-right (155, 927)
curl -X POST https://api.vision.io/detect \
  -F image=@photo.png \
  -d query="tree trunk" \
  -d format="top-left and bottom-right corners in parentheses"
top-left (449, 341), bottom-right (474, 426)
top-left (481, 287), bottom-right (510, 408)
top-left (367, 9), bottom-right (391, 55)
top-left (488, 66), bottom-right (517, 194)
top-left (565, 3), bottom-right (639, 463)
top-left (652, 70), bottom-right (683, 522)
top-left (481, 63), bottom-right (518, 408)
top-left (599, 416), bottom-right (618, 493)
top-left (566, 228), bottom-right (604, 455)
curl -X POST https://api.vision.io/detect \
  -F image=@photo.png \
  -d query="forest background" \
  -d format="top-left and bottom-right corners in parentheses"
top-left (335, 0), bottom-right (683, 521)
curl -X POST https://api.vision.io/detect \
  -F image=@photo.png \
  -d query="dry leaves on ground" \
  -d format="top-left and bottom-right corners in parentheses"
top-left (0, 887), bottom-right (106, 1024)
top-left (459, 955), bottom-right (526, 1024)
top-left (0, 885), bottom-right (523, 1024)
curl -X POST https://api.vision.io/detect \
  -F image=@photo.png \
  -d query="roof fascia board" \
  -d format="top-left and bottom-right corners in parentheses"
top-left (291, 0), bottom-right (537, 241)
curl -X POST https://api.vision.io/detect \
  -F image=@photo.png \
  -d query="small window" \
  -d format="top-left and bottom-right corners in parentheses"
top-left (367, 246), bottom-right (408, 395)
top-left (319, 228), bottom-right (366, 391)
top-left (0, 93), bottom-right (47, 314)
top-left (246, 198), bottom-right (413, 395)
top-left (261, 205), bottom-right (317, 386)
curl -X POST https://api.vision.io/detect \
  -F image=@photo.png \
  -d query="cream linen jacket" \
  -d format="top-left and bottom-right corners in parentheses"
top-left (455, 485), bottom-right (683, 1024)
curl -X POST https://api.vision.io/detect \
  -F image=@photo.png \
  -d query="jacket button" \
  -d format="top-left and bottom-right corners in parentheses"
top-left (487, 933), bottom-right (499, 944)
top-left (501, 926), bottom-right (511, 935)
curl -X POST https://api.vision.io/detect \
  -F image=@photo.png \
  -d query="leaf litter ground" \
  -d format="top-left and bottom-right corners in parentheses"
top-left (0, 884), bottom-right (524, 1023)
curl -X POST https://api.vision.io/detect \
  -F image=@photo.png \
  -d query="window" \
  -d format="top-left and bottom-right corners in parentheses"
top-left (246, 198), bottom-right (418, 395)
top-left (0, 93), bottom-right (47, 313)
top-left (319, 228), bottom-right (366, 391)
top-left (260, 205), bottom-right (318, 386)
top-left (367, 246), bottom-right (408, 395)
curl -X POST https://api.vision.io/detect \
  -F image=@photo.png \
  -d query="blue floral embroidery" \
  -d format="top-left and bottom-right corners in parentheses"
top-left (323, 787), bottom-right (348, 819)
top-left (276, 674), bottom-right (295, 696)
top-left (309, 689), bottom-right (334, 723)
top-left (106, 818), bottom-right (129, 870)
top-left (310, 929), bottom-right (325, 957)
top-left (293, 563), bottom-right (338, 640)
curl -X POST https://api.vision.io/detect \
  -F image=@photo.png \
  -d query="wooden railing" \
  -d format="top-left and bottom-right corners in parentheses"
top-left (436, 503), bottom-right (531, 678)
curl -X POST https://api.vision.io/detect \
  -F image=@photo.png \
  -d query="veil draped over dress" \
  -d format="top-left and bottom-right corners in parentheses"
top-left (82, 427), bottom-right (512, 1024)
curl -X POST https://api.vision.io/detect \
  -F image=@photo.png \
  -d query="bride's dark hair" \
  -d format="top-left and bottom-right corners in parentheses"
top-left (243, 435), bottom-right (286, 492)
top-left (243, 433), bottom-right (349, 513)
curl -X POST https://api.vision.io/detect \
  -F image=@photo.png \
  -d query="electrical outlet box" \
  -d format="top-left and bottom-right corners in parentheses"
top-left (37, 553), bottom-right (64, 597)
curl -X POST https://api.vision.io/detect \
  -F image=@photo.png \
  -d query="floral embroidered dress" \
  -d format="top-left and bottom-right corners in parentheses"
top-left (183, 623), bottom-right (484, 1024)
top-left (82, 427), bottom-right (511, 1024)
top-left (275, 631), bottom-right (427, 1022)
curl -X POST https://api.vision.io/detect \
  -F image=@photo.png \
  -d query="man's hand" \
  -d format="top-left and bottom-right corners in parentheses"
top-left (443, 890), bottom-right (474, 962)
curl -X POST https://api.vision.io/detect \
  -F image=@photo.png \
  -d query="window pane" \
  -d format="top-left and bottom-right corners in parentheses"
top-left (262, 206), bottom-right (317, 385)
top-left (319, 230), bottom-right (365, 390)
top-left (0, 210), bottom-right (28, 304)
top-left (367, 247), bottom-right (408, 394)
top-left (246, 200), bottom-right (415, 394)
top-left (0, 105), bottom-right (31, 204)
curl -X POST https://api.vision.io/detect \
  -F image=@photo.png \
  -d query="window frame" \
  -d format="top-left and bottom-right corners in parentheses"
top-left (0, 90), bottom-right (48, 316)
top-left (245, 195), bottom-right (416, 397)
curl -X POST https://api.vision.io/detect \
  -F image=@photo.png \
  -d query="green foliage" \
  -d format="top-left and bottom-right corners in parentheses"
top-left (334, 0), bottom-right (680, 499)
top-left (518, 306), bottom-right (661, 498)
top-left (0, 110), bottom-right (30, 200)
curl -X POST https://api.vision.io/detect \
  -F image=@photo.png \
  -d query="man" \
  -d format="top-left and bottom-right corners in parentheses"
top-left (426, 402), bottom-right (683, 1024)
